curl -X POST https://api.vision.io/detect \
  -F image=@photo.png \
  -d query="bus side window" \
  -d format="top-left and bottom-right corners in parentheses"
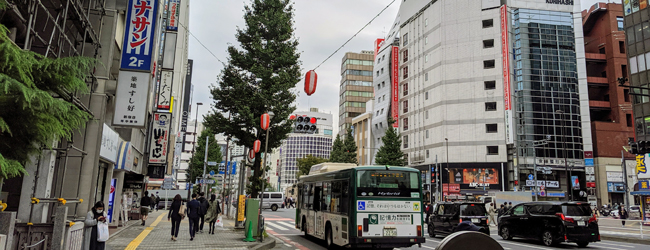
top-left (332, 181), bottom-right (342, 213)
top-left (341, 181), bottom-right (349, 215)
top-left (314, 185), bottom-right (322, 211)
top-left (323, 182), bottom-right (331, 212)
top-left (307, 184), bottom-right (314, 209)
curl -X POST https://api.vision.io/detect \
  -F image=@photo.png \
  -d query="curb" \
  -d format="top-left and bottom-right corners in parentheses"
top-left (249, 238), bottom-right (276, 250)
top-left (601, 235), bottom-right (650, 245)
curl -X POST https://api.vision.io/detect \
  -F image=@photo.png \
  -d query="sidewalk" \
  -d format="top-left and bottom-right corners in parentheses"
top-left (106, 210), bottom-right (275, 250)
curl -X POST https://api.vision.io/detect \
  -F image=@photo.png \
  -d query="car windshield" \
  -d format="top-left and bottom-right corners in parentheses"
top-left (563, 204), bottom-right (592, 216)
top-left (460, 204), bottom-right (487, 216)
top-left (356, 170), bottom-right (419, 197)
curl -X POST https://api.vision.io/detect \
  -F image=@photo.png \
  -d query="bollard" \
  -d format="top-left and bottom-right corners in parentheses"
top-left (243, 221), bottom-right (256, 242)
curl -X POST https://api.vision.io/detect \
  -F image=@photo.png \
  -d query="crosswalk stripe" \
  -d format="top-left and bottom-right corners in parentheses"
top-left (595, 242), bottom-right (634, 248)
top-left (277, 221), bottom-right (296, 229)
top-left (266, 221), bottom-right (290, 231)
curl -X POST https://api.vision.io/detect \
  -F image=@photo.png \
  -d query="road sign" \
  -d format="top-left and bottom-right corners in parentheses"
top-left (528, 174), bottom-right (534, 180)
top-left (209, 170), bottom-right (215, 176)
top-left (206, 179), bottom-right (215, 184)
top-left (208, 161), bottom-right (217, 166)
top-left (162, 177), bottom-right (174, 190)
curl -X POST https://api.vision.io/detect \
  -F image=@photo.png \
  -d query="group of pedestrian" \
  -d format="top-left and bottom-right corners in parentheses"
top-left (284, 197), bottom-right (295, 208)
top-left (169, 192), bottom-right (223, 241)
top-left (149, 193), bottom-right (161, 211)
top-left (487, 202), bottom-right (512, 226)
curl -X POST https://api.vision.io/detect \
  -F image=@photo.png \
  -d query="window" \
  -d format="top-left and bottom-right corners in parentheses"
top-left (403, 135), bottom-right (409, 148)
top-left (341, 181), bottom-right (349, 214)
top-left (342, 69), bottom-right (373, 77)
top-left (486, 124), bottom-right (498, 133)
top-left (622, 65), bottom-right (628, 78)
top-left (426, 150), bottom-right (430, 158)
top-left (620, 41), bottom-right (626, 54)
top-left (376, 111), bottom-right (380, 116)
top-left (484, 80), bottom-right (496, 90)
top-left (627, 27), bottom-right (636, 44)
top-left (625, 89), bottom-right (630, 102)
top-left (403, 118), bottom-right (408, 131)
top-left (425, 36), bottom-right (428, 45)
top-left (403, 49), bottom-right (409, 62)
top-left (635, 24), bottom-right (643, 44)
top-left (382, 82), bottom-right (386, 88)
top-left (381, 108), bottom-right (384, 114)
top-left (425, 73), bottom-right (429, 81)
top-left (271, 193), bottom-right (282, 199)
top-left (379, 122), bottom-right (383, 128)
top-left (425, 18), bottom-right (428, 27)
top-left (375, 124), bottom-right (378, 129)
top-left (425, 110), bottom-right (429, 119)
top-left (381, 68), bottom-right (384, 74)
top-left (403, 82), bottom-right (408, 96)
top-left (483, 60), bottom-right (495, 69)
top-left (377, 84), bottom-right (381, 90)
top-left (485, 102), bottom-right (497, 111)
top-left (403, 33), bottom-right (409, 46)
top-left (617, 17), bottom-right (624, 31)
top-left (482, 19), bottom-right (493, 28)
top-left (425, 54), bottom-right (429, 62)
top-left (403, 100), bottom-right (408, 113)
top-left (627, 114), bottom-right (633, 127)
top-left (376, 71), bottom-right (379, 77)
top-left (483, 39), bottom-right (494, 48)
top-left (425, 91), bottom-right (429, 100)
top-left (644, 22), bottom-right (650, 42)
top-left (403, 66), bottom-right (409, 79)
top-left (487, 146), bottom-right (499, 155)
top-left (426, 130), bottom-right (429, 138)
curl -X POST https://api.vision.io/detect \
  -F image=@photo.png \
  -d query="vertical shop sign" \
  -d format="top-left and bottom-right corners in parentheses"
top-left (167, 0), bottom-right (180, 31)
top-left (157, 71), bottom-right (173, 109)
top-left (113, 71), bottom-right (150, 127)
top-left (180, 60), bottom-right (193, 132)
top-left (120, 0), bottom-right (159, 71)
top-left (391, 46), bottom-right (399, 128)
top-left (149, 112), bottom-right (171, 164)
top-left (501, 5), bottom-right (514, 144)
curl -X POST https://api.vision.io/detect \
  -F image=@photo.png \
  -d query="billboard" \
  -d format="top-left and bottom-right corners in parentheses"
top-left (157, 70), bottom-right (173, 109)
top-left (120, 0), bottom-right (159, 72)
top-left (636, 154), bottom-right (650, 178)
top-left (149, 112), bottom-right (171, 164)
top-left (113, 71), bottom-right (150, 127)
top-left (501, 5), bottom-right (514, 144)
top-left (374, 38), bottom-right (384, 60)
top-left (449, 168), bottom-right (499, 185)
top-left (180, 60), bottom-right (193, 132)
top-left (391, 46), bottom-right (399, 128)
top-left (167, 0), bottom-right (180, 31)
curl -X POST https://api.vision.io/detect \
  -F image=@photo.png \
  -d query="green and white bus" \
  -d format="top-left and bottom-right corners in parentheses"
top-left (296, 163), bottom-right (425, 249)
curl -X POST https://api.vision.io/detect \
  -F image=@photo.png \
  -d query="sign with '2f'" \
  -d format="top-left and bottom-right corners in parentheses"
top-left (120, 0), bottom-right (159, 72)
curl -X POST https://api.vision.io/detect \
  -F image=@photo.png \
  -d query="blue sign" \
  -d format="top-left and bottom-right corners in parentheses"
top-left (584, 159), bottom-right (594, 166)
top-left (219, 161), bottom-right (237, 175)
top-left (546, 192), bottom-right (566, 197)
top-left (107, 179), bottom-right (117, 223)
top-left (357, 201), bottom-right (366, 210)
top-left (120, 0), bottom-right (159, 71)
top-left (640, 180), bottom-right (650, 191)
top-left (209, 170), bottom-right (215, 176)
top-left (528, 174), bottom-right (534, 180)
top-left (607, 182), bottom-right (625, 193)
top-left (571, 176), bottom-right (580, 190)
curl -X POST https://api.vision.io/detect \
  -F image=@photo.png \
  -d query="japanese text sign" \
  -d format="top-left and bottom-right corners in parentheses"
top-left (149, 112), bottom-right (170, 164)
top-left (113, 71), bottom-right (150, 127)
top-left (167, 0), bottom-right (180, 31)
top-left (120, 0), bottom-right (159, 71)
top-left (157, 70), bottom-right (173, 109)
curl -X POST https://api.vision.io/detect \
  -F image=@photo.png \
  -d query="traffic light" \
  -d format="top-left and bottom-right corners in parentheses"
top-left (293, 115), bottom-right (317, 134)
top-left (631, 142), bottom-right (639, 154)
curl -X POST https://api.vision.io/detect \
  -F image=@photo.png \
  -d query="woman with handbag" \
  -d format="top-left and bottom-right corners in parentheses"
top-left (205, 194), bottom-right (222, 234)
top-left (168, 194), bottom-right (184, 241)
top-left (84, 201), bottom-right (108, 250)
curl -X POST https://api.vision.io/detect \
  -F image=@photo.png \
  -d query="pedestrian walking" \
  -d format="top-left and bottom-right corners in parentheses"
top-left (84, 201), bottom-right (108, 250)
top-left (155, 194), bottom-right (161, 211)
top-left (140, 191), bottom-right (152, 226)
top-left (507, 202), bottom-right (512, 210)
top-left (198, 192), bottom-right (209, 233)
top-left (497, 204), bottom-right (506, 219)
top-left (488, 203), bottom-right (497, 226)
top-left (205, 194), bottom-right (222, 234)
top-left (187, 193), bottom-right (201, 240)
top-left (619, 207), bottom-right (628, 227)
top-left (167, 194), bottom-right (184, 241)
top-left (150, 193), bottom-right (157, 211)
top-left (290, 197), bottom-right (295, 208)
top-left (424, 202), bottom-right (433, 223)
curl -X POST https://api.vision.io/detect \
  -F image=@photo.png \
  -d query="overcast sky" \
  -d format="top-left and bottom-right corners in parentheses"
top-left (187, 0), bottom-right (621, 135)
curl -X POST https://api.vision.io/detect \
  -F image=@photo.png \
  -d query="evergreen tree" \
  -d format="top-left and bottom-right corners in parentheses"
top-left (0, 8), bottom-right (94, 179)
top-left (296, 155), bottom-right (328, 177)
top-left (329, 134), bottom-right (343, 162)
top-left (186, 128), bottom-right (223, 186)
top-left (204, 0), bottom-right (301, 198)
top-left (375, 121), bottom-right (406, 166)
top-left (342, 127), bottom-right (358, 164)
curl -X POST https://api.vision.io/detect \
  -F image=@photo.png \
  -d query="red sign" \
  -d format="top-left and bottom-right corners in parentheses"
top-left (391, 46), bottom-right (400, 128)
top-left (253, 140), bottom-right (261, 153)
top-left (443, 183), bottom-right (461, 193)
top-left (584, 151), bottom-right (593, 158)
top-left (501, 5), bottom-right (511, 111)
top-left (586, 182), bottom-right (596, 188)
top-left (261, 113), bottom-right (270, 130)
top-left (248, 149), bottom-right (255, 161)
top-left (304, 70), bottom-right (317, 96)
top-left (374, 38), bottom-right (385, 60)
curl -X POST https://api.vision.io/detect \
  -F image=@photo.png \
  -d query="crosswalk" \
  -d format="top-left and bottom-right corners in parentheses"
top-left (265, 219), bottom-right (300, 233)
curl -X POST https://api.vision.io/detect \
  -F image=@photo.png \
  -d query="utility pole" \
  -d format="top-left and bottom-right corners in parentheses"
top-left (622, 150), bottom-right (630, 212)
top-left (444, 138), bottom-right (449, 201)
top-left (202, 135), bottom-right (209, 194)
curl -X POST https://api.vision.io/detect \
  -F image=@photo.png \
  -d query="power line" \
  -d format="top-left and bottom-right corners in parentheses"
top-left (178, 21), bottom-right (227, 66)
top-left (311, 0), bottom-right (397, 71)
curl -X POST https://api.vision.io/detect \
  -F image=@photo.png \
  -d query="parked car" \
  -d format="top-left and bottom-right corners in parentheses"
top-left (629, 205), bottom-right (641, 219)
top-left (498, 202), bottom-right (599, 247)
top-left (428, 201), bottom-right (490, 238)
top-left (258, 192), bottom-right (284, 211)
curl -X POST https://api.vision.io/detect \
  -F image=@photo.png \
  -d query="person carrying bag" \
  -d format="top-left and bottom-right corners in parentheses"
top-left (168, 194), bottom-right (184, 241)
top-left (205, 194), bottom-right (222, 234)
top-left (84, 201), bottom-right (108, 250)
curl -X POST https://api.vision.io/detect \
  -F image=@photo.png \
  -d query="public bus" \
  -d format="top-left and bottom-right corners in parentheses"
top-left (296, 163), bottom-right (425, 249)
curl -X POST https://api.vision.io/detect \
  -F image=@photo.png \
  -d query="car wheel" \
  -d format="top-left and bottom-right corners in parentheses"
top-left (541, 230), bottom-right (556, 246)
top-left (428, 224), bottom-right (436, 238)
top-left (577, 241), bottom-right (589, 248)
top-left (271, 204), bottom-right (278, 211)
top-left (326, 225), bottom-right (335, 249)
top-left (500, 226), bottom-right (512, 240)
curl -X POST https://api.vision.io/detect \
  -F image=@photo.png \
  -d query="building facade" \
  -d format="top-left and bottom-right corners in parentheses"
top-left (278, 109), bottom-right (333, 191)
top-left (339, 51), bottom-right (375, 135)
top-left (352, 100), bottom-right (375, 165)
top-left (393, 0), bottom-right (593, 200)
top-left (582, 2), bottom-right (635, 206)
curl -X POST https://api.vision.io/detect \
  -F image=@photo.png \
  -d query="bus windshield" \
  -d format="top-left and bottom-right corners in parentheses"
top-left (356, 170), bottom-right (419, 197)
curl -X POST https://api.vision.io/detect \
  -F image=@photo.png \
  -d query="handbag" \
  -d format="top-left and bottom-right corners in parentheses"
top-left (97, 221), bottom-right (110, 242)
top-left (179, 202), bottom-right (186, 219)
top-left (215, 215), bottom-right (223, 228)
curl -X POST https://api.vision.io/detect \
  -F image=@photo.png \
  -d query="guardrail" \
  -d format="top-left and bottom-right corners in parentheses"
top-left (597, 217), bottom-right (647, 239)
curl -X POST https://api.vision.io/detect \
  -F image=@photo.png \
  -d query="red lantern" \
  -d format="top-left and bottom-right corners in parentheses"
top-left (304, 70), bottom-right (317, 96)
top-left (261, 113), bottom-right (270, 130)
top-left (254, 140), bottom-right (261, 153)
top-left (248, 149), bottom-right (255, 160)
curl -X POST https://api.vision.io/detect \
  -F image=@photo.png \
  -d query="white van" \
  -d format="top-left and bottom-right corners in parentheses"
top-left (259, 192), bottom-right (284, 211)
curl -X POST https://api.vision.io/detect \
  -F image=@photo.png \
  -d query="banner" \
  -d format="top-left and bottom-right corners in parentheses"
top-left (167, 0), bottom-right (180, 31)
top-left (180, 60), bottom-right (193, 132)
top-left (501, 5), bottom-right (514, 144)
top-left (120, 0), bottom-right (159, 71)
top-left (391, 46), bottom-right (399, 128)
top-left (149, 112), bottom-right (171, 164)
top-left (107, 179), bottom-right (116, 223)
top-left (449, 168), bottom-right (499, 185)
top-left (625, 0), bottom-right (632, 15)
top-left (113, 71), bottom-right (151, 127)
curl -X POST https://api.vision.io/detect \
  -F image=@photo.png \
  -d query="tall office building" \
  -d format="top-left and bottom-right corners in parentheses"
top-left (339, 51), bottom-right (375, 136)
top-left (394, 0), bottom-right (593, 200)
top-left (278, 108), bottom-right (333, 191)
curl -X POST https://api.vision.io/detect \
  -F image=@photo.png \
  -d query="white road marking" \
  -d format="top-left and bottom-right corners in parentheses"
top-left (266, 221), bottom-right (290, 231)
top-left (277, 221), bottom-right (297, 229)
top-left (422, 245), bottom-right (436, 249)
top-left (496, 240), bottom-right (554, 250)
top-left (595, 241), bottom-right (634, 248)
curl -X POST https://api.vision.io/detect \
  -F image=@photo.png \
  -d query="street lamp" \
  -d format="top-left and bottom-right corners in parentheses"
top-left (258, 111), bottom-right (274, 241)
top-left (556, 110), bottom-right (570, 201)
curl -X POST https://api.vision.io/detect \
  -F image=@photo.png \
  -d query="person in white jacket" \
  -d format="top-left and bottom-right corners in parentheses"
top-left (84, 201), bottom-right (108, 250)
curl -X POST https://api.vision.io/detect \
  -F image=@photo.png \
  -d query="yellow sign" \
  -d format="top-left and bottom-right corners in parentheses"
top-left (413, 202), bottom-right (420, 212)
top-left (237, 195), bottom-right (246, 222)
top-left (637, 154), bottom-right (647, 176)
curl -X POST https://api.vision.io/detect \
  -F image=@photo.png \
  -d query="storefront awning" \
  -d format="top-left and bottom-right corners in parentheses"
top-left (631, 191), bottom-right (650, 196)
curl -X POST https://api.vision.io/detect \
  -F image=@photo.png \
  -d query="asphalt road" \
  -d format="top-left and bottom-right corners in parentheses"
top-left (262, 208), bottom-right (650, 250)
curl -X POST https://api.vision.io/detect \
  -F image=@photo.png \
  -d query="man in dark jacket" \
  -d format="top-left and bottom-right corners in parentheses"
top-left (187, 193), bottom-right (201, 240)
top-left (197, 192), bottom-right (210, 233)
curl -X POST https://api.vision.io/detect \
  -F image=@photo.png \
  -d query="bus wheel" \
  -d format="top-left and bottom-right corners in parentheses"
top-left (302, 219), bottom-right (307, 236)
top-left (271, 204), bottom-right (278, 211)
top-left (325, 225), bottom-right (334, 249)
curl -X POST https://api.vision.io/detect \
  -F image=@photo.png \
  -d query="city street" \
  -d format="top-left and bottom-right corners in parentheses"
top-left (264, 208), bottom-right (650, 250)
